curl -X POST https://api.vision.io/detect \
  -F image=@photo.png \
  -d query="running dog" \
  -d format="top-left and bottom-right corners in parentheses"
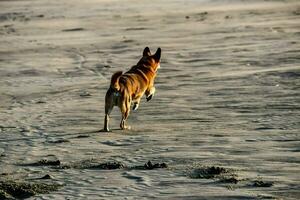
top-left (103, 47), bottom-right (161, 132)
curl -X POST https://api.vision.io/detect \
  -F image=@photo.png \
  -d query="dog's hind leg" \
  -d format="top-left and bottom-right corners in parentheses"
top-left (104, 109), bottom-right (112, 132)
top-left (103, 89), bottom-right (114, 132)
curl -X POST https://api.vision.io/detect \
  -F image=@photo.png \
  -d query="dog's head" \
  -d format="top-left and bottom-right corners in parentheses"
top-left (138, 47), bottom-right (161, 72)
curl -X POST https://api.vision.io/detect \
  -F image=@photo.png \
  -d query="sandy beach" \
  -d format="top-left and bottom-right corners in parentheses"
top-left (1, 0), bottom-right (300, 199)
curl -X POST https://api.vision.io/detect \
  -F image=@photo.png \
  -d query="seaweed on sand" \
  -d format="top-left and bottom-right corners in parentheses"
top-left (20, 159), bottom-right (61, 167)
top-left (188, 166), bottom-right (233, 179)
top-left (59, 159), bottom-right (167, 170)
top-left (130, 160), bottom-right (168, 170)
top-left (0, 180), bottom-right (61, 199)
top-left (58, 159), bottom-right (126, 170)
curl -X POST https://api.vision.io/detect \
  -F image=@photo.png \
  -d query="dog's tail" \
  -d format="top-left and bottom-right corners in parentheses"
top-left (110, 71), bottom-right (123, 91)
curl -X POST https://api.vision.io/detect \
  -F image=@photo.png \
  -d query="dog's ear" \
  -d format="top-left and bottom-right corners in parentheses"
top-left (153, 47), bottom-right (161, 62)
top-left (143, 47), bottom-right (151, 56)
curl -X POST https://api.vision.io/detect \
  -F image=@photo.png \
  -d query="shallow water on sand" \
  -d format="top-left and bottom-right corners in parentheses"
top-left (1, 0), bottom-right (300, 199)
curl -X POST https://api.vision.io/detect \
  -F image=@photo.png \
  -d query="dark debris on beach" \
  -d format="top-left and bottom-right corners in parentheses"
top-left (21, 159), bottom-right (61, 167)
top-left (0, 180), bottom-right (61, 199)
top-left (188, 166), bottom-right (233, 179)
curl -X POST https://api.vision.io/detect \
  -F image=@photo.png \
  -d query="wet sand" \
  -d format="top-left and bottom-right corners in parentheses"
top-left (0, 0), bottom-right (300, 199)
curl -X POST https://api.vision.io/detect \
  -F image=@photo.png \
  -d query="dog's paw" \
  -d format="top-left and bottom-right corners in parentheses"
top-left (100, 128), bottom-right (110, 132)
top-left (132, 103), bottom-right (139, 111)
top-left (146, 94), bottom-right (153, 102)
top-left (121, 125), bottom-right (131, 130)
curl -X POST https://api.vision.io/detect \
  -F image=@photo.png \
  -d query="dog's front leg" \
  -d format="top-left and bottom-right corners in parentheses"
top-left (120, 113), bottom-right (131, 130)
top-left (145, 87), bottom-right (156, 102)
top-left (132, 98), bottom-right (141, 111)
top-left (120, 98), bottom-right (131, 130)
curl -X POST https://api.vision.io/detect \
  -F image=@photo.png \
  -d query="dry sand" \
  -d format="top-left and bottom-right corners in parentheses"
top-left (1, 0), bottom-right (300, 199)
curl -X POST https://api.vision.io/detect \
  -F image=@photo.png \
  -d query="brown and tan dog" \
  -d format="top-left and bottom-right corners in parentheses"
top-left (103, 47), bottom-right (161, 132)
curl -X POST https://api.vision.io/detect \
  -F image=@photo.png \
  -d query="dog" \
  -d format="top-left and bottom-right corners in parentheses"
top-left (103, 47), bottom-right (161, 132)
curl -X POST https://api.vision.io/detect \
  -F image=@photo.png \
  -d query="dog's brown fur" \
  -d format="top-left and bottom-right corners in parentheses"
top-left (103, 47), bottom-right (161, 131)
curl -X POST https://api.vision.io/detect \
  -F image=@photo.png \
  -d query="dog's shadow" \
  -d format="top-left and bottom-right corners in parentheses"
top-left (98, 129), bottom-right (119, 133)
top-left (98, 128), bottom-right (136, 133)
top-left (98, 128), bottom-right (144, 136)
